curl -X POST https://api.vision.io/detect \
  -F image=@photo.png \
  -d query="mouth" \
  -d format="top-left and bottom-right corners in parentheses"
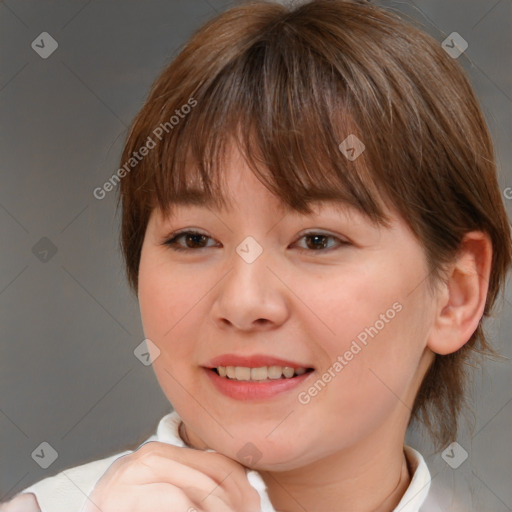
top-left (202, 354), bottom-right (315, 400)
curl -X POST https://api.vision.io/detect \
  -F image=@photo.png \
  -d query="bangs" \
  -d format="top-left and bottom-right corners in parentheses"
top-left (143, 21), bottom-right (393, 227)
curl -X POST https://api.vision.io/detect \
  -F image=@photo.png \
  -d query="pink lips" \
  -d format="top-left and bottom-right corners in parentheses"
top-left (202, 353), bottom-right (314, 401)
top-left (204, 353), bottom-right (312, 369)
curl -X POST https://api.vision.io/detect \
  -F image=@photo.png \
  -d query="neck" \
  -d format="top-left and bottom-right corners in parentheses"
top-left (180, 420), bottom-right (411, 512)
top-left (258, 429), bottom-right (411, 512)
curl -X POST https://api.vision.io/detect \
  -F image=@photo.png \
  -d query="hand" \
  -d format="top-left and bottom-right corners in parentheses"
top-left (81, 441), bottom-right (262, 512)
top-left (0, 493), bottom-right (41, 512)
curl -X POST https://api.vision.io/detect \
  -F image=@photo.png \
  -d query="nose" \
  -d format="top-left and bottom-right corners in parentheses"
top-left (210, 248), bottom-right (290, 332)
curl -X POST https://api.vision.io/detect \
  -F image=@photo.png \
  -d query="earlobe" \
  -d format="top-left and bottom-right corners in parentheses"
top-left (427, 232), bottom-right (492, 356)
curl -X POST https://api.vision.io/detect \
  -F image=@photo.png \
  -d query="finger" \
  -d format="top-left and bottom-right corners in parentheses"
top-left (131, 444), bottom-right (248, 489)
top-left (137, 484), bottom-right (193, 511)
top-left (127, 454), bottom-right (222, 494)
top-left (137, 484), bottom-right (233, 512)
top-left (177, 489), bottom-right (233, 512)
top-left (131, 458), bottom-right (260, 512)
top-left (111, 444), bottom-right (260, 511)
top-left (135, 443), bottom-right (245, 480)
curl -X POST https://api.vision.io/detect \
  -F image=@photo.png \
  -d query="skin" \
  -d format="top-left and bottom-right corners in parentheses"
top-left (0, 494), bottom-right (41, 512)
top-left (8, 143), bottom-right (491, 512)
top-left (136, 143), bottom-right (492, 511)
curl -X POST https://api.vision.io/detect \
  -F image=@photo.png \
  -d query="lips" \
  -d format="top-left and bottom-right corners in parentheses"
top-left (204, 354), bottom-right (313, 369)
top-left (202, 353), bottom-right (315, 400)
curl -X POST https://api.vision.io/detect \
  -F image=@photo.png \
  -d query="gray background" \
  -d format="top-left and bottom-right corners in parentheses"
top-left (0, 0), bottom-right (510, 509)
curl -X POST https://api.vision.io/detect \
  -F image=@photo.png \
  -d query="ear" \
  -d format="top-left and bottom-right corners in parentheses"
top-left (427, 231), bottom-right (493, 355)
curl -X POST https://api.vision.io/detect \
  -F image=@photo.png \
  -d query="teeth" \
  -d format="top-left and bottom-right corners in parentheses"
top-left (282, 366), bottom-right (294, 378)
top-left (235, 367), bottom-right (251, 381)
top-left (215, 365), bottom-right (309, 381)
top-left (267, 366), bottom-right (282, 379)
top-left (250, 367), bottom-right (268, 380)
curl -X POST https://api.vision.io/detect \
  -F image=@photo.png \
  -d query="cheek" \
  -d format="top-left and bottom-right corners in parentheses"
top-left (139, 253), bottom-right (197, 336)
top-left (138, 259), bottom-right (207, 411)
top-left (304, 260), bottom-right (431, 423)
top-left (138, 257), bottom-right (200, 365)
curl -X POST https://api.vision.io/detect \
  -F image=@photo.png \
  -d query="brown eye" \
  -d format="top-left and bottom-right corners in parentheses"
top-left (163, 230), bottom-right (215, 252)
top-left (294, 232), bottom-right (350, 253)
top-left (304, 234), bottom-right (331, 250)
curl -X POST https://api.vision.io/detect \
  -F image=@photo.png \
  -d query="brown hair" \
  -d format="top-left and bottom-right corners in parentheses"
top-left (117, 0), bottom-right (512, 449)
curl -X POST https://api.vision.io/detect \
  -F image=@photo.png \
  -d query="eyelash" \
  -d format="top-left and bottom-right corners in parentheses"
top-left (162, 229), bottom-right (351, 254)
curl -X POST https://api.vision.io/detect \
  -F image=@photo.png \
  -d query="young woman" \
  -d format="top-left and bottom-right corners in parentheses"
top-left (6, 0), bottom-right (511, 510)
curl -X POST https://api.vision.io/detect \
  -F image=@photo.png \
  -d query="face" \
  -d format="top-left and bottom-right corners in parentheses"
top-left (138, 144), bottom-right (436, 471)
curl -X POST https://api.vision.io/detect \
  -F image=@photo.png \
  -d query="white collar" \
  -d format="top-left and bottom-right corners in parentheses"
top-left (155, 411), bottom-right (432, 512)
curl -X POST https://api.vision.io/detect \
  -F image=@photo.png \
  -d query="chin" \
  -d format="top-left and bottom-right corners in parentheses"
top-left (210, 435), bottom-right (313, 472)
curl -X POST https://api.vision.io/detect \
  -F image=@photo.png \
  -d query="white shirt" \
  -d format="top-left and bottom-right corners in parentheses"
top-left (16, 411), bottom-right (443, 512)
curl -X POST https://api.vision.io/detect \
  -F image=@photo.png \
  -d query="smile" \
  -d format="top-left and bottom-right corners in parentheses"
top-left (214, 365), bottom-right (310, 381)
